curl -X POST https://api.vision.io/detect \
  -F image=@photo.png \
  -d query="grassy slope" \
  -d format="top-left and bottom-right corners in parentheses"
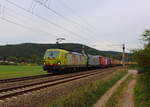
top-left (0, 65), bottom-right (47, 79)
top-left (135, 67), bottom-right (150, 107)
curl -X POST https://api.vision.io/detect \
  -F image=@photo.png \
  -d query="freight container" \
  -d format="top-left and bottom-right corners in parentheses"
top-left (88, 55), bottom-right (100, 67)
top-left (107, 57), bottom-right (111, 65)
top-left (110, 58), bottom-right (113, 64)
top-left (106, 58), bottom-right (109, 65)
top-left (68, 52), bottom-right (87, 66)
top-left (100, 56), bottom-right (107, 66)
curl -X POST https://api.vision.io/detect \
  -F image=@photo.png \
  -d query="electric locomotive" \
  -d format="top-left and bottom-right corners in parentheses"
top-left (43, 49), bottom-right (87, 73)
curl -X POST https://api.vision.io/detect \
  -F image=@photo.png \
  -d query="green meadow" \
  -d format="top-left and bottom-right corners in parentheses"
top-left (0, 65), bottom-right (48, 79)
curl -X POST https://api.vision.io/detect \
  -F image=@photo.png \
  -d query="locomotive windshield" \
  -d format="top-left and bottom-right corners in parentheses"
top-left (44, 51), bottom-right (59, 58)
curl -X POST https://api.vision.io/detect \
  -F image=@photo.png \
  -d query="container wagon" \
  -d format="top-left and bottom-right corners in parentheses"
top-left (87, 55), bottom-right (100, 68)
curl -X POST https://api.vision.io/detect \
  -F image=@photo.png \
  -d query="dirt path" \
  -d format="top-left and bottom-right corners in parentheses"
top-left (92, 73), bottom-right (130, 107)
top-left (120, 78), bottom-right (136, 107)
top-left (93, 70), bottom-right (137, 107)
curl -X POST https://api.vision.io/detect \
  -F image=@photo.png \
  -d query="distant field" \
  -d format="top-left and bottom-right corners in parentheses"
top-left (0, 65), bottom-right (48, 79)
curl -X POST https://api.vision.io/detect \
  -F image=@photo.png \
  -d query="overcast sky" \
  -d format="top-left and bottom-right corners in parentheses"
top-left (0, 0), bottom-right (150, 52)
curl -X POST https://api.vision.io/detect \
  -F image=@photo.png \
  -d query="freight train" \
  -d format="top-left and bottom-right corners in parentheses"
top-left (43, 49), bottom-right (122, 73)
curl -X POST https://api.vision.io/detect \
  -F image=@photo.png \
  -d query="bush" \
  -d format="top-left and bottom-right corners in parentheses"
top-left (133, 30), bottom-right (150, 67)
top-left (133, 46), bottom-right (150, 67)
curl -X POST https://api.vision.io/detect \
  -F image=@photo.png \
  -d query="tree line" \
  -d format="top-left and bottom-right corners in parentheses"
top-left (0, 43), bottom-right (130, 65)
top-left (133, 30), bottom-right (150, 67)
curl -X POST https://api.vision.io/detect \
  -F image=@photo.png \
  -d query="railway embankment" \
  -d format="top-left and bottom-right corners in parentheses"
top-left (44, 68), bottom-right (127, 107)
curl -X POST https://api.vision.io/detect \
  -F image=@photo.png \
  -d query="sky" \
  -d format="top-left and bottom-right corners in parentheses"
top-left (0, 0), bottom-right (150, 52)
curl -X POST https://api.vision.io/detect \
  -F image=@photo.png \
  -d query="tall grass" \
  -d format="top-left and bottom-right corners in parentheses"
top-left (44, 70), bottom-right (127, 107)
top-left (135, 67), bottom-right (150, 107)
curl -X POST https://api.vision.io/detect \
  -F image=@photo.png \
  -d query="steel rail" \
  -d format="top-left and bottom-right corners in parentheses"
top-left (0, 73), bottom-right (53, 83)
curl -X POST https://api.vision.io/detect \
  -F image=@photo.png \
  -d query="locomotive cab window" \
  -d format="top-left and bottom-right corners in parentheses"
top-left (44, 51), bottom-right (59, 58)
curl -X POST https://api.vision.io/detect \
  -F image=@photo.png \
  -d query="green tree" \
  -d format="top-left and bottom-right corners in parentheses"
top-left (133, 29), bottom-right (150, 67)
top-left (30, 55), bottom-right (42, 65)
top-left (142, 29), bottom-right (150, 44)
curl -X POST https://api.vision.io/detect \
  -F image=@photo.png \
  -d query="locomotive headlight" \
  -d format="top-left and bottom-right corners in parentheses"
top-left (57, 61), bottom-right (61, 65)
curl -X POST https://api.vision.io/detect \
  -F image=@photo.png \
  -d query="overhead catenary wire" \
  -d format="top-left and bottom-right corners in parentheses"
top-left (0, 7), bottom-right (83, 44)
top-left (0, 15), bottom-right (84, 44)
top-left (32, 0), bottom-right (96, 34)
top-left (0, 8), bottom-right (85, 45)
top-left (0, 15), bottom-right (58, 39)
top-left (58, 0), bottom-right (99, 45)
top-left (0, 4), bottom-right (60, 39)
top-left (5, 6), bottom-right (66, 38)
top-left (2, 0), bottom-right (99, 47)
top-left (4, 0), bottom-right (89, 44)
top-left (59, 0), bottom-right (99, 35)
top-left (31, 0), bottom-right (96, 44)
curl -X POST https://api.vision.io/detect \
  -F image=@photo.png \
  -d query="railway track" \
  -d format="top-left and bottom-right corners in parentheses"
top-left (0, 68), bottom-right (115, 101)
top-left (0, 66), bottom-right (121, 84)
top-left (0, 74), bottom-right (53, 83)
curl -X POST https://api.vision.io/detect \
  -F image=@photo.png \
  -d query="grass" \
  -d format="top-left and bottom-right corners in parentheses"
top-left (44, 69), bottom-right (127, 107)
top-left (0, 65), bottom-right (48, 79)
top-left (105, 75), bottom-right (133, 107)
top-left (135, 67), bottom-right (150, 107)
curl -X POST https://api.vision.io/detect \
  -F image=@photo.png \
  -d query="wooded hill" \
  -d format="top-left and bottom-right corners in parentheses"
top-left (0, 43), bottom-right (126, 62)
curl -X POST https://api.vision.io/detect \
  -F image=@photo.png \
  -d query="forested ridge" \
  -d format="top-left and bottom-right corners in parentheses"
top-left (0, 43), bottom-right (126, 62)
